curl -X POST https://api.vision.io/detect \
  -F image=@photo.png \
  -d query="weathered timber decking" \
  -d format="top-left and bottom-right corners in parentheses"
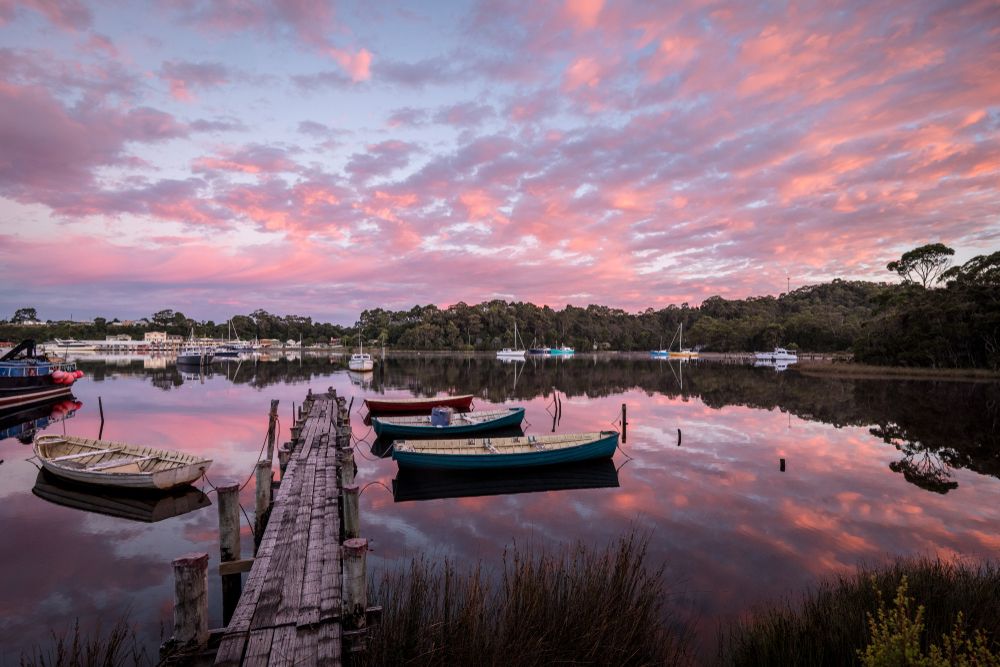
top-left (215, 392), bottom-right (347, 666)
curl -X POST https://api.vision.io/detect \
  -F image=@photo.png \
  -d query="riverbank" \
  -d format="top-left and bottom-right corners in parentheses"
top-left (795, 361), bottom-right (1000, 381)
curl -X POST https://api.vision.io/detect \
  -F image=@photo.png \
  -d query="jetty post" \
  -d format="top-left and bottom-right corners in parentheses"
top-left (217, 484), bottom-right (243, 624)
top-left (253, 459), bottom-right (272, 550)
top-left (171, 553), bottom-right (209, 648)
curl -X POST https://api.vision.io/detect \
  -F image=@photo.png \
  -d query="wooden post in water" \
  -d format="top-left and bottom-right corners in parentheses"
top-left (172, 553), bottom-right (209, 647)
top-left (339, 448), bottom-right (356, 487)
top-left (780, 458), bottom-right (786, 472)
top-left (621, 403), bottom-right (628, 444)
top-left (265, 399), bottom-right (279, 461)
top-left (217, 484), bottom-right (241, 563)
top-left (98, 396), bottom-right (105, 440)
top-left (677, 428), bottom-right (682, 446)
top-left (343, 538), bottom-right (368, 629)
top-left (278, 443), bottom-right (291, 475)
top-left (343, 484), bottom-right (360, 539)
top-left (217, 484), bottom-right (243, 625)
top-left (254, 460), bottom-right (272, 549)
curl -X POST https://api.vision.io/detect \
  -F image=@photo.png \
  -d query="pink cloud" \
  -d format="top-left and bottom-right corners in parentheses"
top-left (160, 60), bottom-right (230, 101)
top-left (192, 144), bottom-right (299, 174)
top-left (564, 0), bottom-right (603, 31)
top-left (0, 0), bottom-right (91, 30)
top-left (0, 83), bottom-right (186, 196)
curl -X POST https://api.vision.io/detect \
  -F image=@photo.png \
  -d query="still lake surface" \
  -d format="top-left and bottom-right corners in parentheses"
top-left (1, 352), bottom-right (998, 662)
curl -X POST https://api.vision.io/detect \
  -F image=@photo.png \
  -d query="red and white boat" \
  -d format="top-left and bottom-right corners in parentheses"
top-left (363, 394), bottom-right (475, 414)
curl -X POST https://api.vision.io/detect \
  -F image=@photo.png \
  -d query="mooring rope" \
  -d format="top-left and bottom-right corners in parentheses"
top-left (358, 480), bottom-right (391, 496)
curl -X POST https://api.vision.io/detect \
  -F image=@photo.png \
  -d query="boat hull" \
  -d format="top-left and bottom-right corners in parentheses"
top-left (373, 407), bottom-right (525, 438)
top-left (0, 384), bottom-right (73, 410)
top-left (34, 435), bottom-right (212, 490)
top-left (392, 432), bottom-right (618, 470)
top-left (364, 394), bottom-right (475, 414)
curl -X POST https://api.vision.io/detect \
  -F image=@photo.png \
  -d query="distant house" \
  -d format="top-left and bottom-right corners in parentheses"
top-left (106, 334), bottom-right (132, 342)
top-left (329, 337), bottom-right (342, 347)
top-left (144, 331), bottom-right (168, 343)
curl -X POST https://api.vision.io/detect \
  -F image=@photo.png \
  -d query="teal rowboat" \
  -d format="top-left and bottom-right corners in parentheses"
top-left (392, 431), bottom-right (619, 470)
top-left (373, 407), bottom-right (525, 438)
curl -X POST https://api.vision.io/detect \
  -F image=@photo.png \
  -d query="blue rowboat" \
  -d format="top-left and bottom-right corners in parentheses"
top-left (392, 431), bottom-right (619, 470)
top-left (373, 407), bottom-right (525, 438)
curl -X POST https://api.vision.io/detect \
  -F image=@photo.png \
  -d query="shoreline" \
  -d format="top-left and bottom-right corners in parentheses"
top-left (793, 360), bottom-right (1000, 381)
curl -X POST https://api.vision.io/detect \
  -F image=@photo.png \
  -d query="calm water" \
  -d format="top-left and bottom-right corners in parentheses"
top-left (1, 353), bottom-right (998, 663)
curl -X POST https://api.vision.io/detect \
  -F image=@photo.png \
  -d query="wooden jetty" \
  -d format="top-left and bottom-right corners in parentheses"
top-left (165, 388), bottom-right (372, 666)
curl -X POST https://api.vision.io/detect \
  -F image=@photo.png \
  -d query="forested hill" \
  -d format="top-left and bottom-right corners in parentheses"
top-left (356, 280), bottom-right (886, 354)
top-left (4, 270), bottom-right (998, 369)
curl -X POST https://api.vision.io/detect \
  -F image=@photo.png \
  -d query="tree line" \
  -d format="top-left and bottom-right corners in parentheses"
top-left (3, 246), bottom-right (997, 369)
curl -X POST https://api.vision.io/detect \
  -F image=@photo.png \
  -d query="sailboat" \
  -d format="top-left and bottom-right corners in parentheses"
top-left (348, 331), bottom-right (374, 371)
top-left (496, 320), bottom-right (526, 359)
top-left (668, 323), bottom-right (699, 359)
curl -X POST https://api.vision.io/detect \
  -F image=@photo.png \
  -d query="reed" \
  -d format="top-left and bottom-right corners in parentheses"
top-left (19, 617), bottom-right (149, 667)
top-left (720, 557), bottom-right (1000, 666)
top-left (362, 531), bottom-right (691, 666)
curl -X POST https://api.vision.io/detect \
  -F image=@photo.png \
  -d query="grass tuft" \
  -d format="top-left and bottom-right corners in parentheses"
top-left (19, 617), bottom-right (149, 667)
top-left (721, 557), bottom-right (1000, 666)
top-left (362, 531), bottom-right (691, 666)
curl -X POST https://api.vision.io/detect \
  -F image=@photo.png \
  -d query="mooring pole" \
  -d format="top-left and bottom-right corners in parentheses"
top-left (780, 458), bottom-right (786, 472)
top-left (677, 428), bottom-right (682, 446)
top-left (172, 553), bottom-right (209, 648)
top-left (98, 396), bottom-right (105, 440)
top-left (621, 403), bottom-right (628, 444)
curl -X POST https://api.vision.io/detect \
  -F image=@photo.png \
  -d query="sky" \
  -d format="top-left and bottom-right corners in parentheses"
top-left (1, 0), bottom-right (998, 324)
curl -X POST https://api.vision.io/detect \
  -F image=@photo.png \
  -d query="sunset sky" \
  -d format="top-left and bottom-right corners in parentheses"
top-left (1, 0), bottom-right (998, 323)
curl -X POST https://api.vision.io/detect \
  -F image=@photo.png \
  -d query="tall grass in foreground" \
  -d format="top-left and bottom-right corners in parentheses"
top-left (19, 617), bottom-right (150, 667)
top-left (721, 557), bottom-right (1000, 666)
top-left (362, 532), bottom-right (691, 666)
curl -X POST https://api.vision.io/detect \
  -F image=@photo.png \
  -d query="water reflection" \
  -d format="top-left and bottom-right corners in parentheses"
top-left (392, 458), bottom-right (621, 502)
top-left (1, 352), bottom-right (996, 662)
top-left (31, 470), bottom-right (211, 522)
top-left (0, 397), bottom-right (81, 444)
top-left (61, 354), bottom-right (1000, 494)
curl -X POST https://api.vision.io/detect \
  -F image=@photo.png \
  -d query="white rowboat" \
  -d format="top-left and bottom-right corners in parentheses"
top-left (34, 434), bottom-right (212, 490)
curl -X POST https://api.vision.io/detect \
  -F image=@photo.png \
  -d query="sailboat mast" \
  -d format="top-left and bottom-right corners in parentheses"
top-left (679, 322), bottom-right (683, 351)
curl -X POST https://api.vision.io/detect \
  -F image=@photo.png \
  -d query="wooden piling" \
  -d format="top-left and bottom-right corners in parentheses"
top-left (780, 458), bottom-right (786, 472)
top-left (265, 400), bottom-right (279, 461)
top-left (343, 538), bottom-right (368, 629)
top-left (217, 484), bottom-right (241, 563)
top-left (343, 484), bottom-right (360, 540)
top-left (172, 553), bottom-right (209, 647)
top-left (677, 428), bottom-right (682, 446)
top-left (278, 444), bottom-right (291, 475)
top-left (339, 448), bottom-right (356, 487)
top-left (254, 460), bottom-right (272, 547)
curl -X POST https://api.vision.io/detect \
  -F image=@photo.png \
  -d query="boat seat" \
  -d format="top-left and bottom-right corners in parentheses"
top-left (88, 455), bottom-right (158, 472)
top-left (50, 447), bottom-right (123, 462)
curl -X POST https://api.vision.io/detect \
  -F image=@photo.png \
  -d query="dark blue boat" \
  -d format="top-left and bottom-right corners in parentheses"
top-left (391, 431), bottom-right (619, 470)
top-left (0, 340), bottom-right (80, 411)
top-left (373, 407), bottom-right (525, 438)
